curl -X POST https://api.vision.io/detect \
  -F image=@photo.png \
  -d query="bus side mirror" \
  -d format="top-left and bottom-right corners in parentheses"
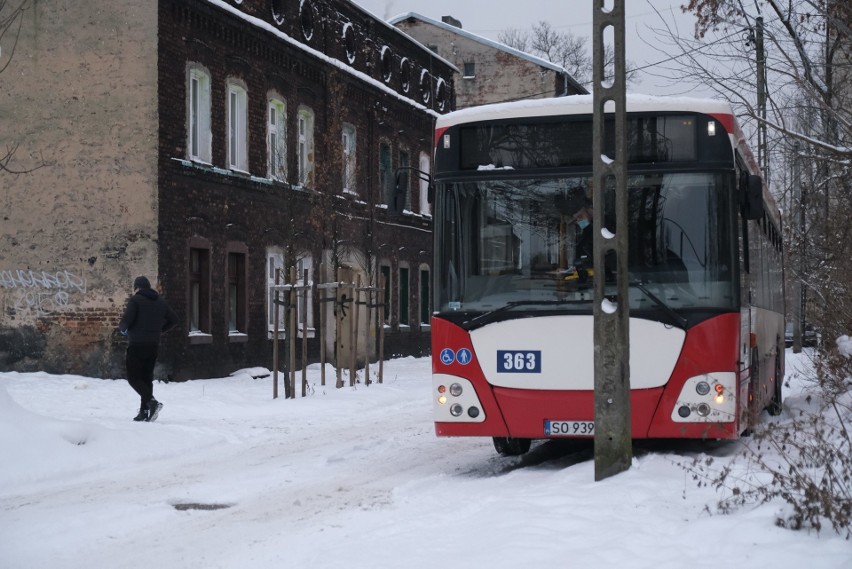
top-left (742, 174), bottom-right (764, 220)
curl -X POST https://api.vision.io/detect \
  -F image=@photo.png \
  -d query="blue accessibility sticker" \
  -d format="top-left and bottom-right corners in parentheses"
top-left (440, 348), bottom-right (455, 366)
top-left (456, 348), bottom-right (472, 365)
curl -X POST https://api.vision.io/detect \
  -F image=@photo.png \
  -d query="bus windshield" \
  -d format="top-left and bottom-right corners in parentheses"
top-left (435, 172), bottom-right (737, 319)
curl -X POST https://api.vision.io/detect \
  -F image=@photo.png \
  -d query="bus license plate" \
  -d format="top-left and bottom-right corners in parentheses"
top-left (545, 420), bottom-right (595, 437)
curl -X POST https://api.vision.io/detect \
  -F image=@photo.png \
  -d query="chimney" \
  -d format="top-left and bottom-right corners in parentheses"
top-left (441, 16), bottom-right (462, 29)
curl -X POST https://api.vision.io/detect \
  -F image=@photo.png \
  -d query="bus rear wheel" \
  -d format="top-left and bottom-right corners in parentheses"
top-left (767, 353), bottom-right (783, 416)
top-left (492, 437), bottom-right (532, 456)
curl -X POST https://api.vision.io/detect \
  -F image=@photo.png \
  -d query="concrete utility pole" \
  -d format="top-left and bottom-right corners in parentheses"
top-left (592, 0), bottom-right (632, 481)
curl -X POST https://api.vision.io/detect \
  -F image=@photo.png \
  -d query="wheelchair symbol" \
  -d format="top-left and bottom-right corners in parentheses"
top-left (440, 348), bottom-right (455, 366)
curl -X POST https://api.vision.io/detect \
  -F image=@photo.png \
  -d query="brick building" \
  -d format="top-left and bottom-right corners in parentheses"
top-left (389, 13), bottom-right (587, 108)
top-left (1, 0), bottom-right (456, 379)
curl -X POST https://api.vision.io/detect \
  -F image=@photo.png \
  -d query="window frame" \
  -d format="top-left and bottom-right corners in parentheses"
top-left (227, 81), bottom-right (249, 172)
top-left (419, 265), bottom-right (431, 328)
top-left (398, 148), bottom-right (411, 211)
top-left (380, 263), bottom-right (392, 325)
top-left (268, 97), bottom-right (287, 181)
top-left (379, 141), bottom-right (393, 206)
top-left (294, 253), bottom-right (315, 338)
top-left (399, 264), bottom-right (410, 327)
top-left (226, 243), bottom-right (248, 339)
top-left (419, 151), bottom-right (431, 216)
top-left (188, 238), bottom-right (212, 343)
top-left (266, 247), bottom-right (286, 337)
top-left (342, 123), bottom-right (357, 194)
top-left (297, 106), bottom-right (315, 187)
top-left (187, 65), bottom-right (212, 163)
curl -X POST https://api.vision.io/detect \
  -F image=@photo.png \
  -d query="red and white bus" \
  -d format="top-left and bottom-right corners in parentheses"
top-left (430, 95), bottom-right (785, 455)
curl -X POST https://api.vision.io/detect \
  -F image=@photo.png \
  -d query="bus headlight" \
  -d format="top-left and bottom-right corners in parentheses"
top-left (433, 374), bottom-right (485, 423)
top-left (672, 372), bottom-right (736, 423)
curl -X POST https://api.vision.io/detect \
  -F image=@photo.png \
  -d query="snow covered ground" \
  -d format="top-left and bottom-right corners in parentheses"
top-left (1, 352), bottom-right (850, 569)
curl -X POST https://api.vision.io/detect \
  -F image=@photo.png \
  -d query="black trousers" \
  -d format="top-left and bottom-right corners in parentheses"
top-left (126, 343), bottom-right (158, 407)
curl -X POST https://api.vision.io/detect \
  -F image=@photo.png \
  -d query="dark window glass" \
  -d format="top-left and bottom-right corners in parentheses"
top-left (399, 267), bottom-right (410, 326)
top-left (380, 265), bottom-right (391, 324)
top-left (459, 115), bottom-right (697, 170)
top-left (420, 269), bottom-right (430, 324)
top-left (434, 173), bottom-right (737, 319)
top-left (189, 248), bottom-right (210, 333)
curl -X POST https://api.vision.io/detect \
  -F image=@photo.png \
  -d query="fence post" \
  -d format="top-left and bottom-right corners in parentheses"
top-left (301, 268), bottom-right (309, 397)
top-left (319, 266), bottom-right (327, 386)
top-left (378, 274), bottom-right (385, 384)
top-left (273, 268), bottom-right (280, 399)
top-left (289, 266), bottom-right (297, 399)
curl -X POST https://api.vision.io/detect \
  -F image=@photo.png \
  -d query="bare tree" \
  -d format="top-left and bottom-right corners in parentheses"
top-left (1, 0), bottom-right (42, 175)
top-left (499, 20), bottom-right (634, 88)
top-left (655, 0), bottom-right (852, 534)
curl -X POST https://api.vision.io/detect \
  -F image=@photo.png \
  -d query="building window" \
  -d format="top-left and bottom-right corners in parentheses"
top-left (379, 142), bottom-right (392, 206)
top-left (227, 247), bottom-right (247, 335)
top-left (420, 69), bottom-right (431, 104)
top-left (463, 61), bottom-right (476, 78)
top-left (380, 264), bottom-right (391, 325)
top-left (300, 0), bottom-right (315, 41)
top-left (188, 65), bottom-right (211, 163)
top-left (297, 107), bottom-right (315, 186)
top-left (189, 246), bottom-right (211, 335)
top-left (419, 152), bottom-right (431, 216)
top-left (268, 98), bottom-right (287, 181)
top-left (400, 58), bottom-right (411, 92)
top-left (271, 0), bottom-right (285, 25)
top-left (435, 78), bottom-right (448, 112)
top-left (420, 267), bottom-right (431, 326)
top-left (380, 46), bottom-right (392, 83)
top-left (398, 149), bottom-right (410, 211)
top-left (267, 247), bottom-right (285, 335)
top-left (342, 123), bottom-right (356, 194)
top-left (228, 82), bottom-right (248, 171)
top-left (295, 254), bottom-right (314, 338)
top-left (343, 22), bottom-right (356, 63)
top-left (399, 266), bottom-right (410, 327)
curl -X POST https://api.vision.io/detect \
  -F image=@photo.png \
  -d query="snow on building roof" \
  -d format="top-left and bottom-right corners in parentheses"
top-left (387, 12), bottom-right (587, 94)
top-left (205, 0), bottom-right (454, 118)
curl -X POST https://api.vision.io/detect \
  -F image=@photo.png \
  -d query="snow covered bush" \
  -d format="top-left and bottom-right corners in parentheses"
top-left (685, 347), bottom-right (852, 538)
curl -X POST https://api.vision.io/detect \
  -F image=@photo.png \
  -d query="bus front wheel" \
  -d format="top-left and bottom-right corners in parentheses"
top-left (493, 437), bottom-right (532, 456)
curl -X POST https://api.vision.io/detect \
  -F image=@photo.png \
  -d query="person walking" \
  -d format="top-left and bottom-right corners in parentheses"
top-left (119, 276), bottom-right (179, 422)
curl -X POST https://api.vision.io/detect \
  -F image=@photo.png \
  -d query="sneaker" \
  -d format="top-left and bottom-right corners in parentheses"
top-left (132, 407), bottom-right (148, 422)
top-left (146, 400), bottom-right (163, 422)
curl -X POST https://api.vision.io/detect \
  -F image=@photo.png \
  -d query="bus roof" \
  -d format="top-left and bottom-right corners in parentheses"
top-left (435, 94), bottom-right (735, 129)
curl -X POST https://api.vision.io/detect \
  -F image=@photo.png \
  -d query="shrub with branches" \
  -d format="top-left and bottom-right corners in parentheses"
top-left (684, 348), bottom-right (852, 538)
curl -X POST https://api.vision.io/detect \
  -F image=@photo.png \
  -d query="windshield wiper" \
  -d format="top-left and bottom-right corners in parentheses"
top-left (463, 299), bottom-right (588, 329)
top-left (629, 280), bottom-right (688, 329)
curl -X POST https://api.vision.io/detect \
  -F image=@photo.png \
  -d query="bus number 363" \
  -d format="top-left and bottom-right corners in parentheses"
top-left (497, 350), bottom-right (542, 373)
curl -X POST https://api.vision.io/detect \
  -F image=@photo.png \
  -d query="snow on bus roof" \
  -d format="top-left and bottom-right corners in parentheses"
top-left (435, 94), bottom-right (734, 128)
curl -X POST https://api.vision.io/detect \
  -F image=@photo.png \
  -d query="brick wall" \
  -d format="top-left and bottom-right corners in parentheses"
top-left (153, 0), bottom-right (448, 379)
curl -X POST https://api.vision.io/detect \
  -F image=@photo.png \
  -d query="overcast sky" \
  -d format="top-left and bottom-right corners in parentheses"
top-left (352, 0), bottom-right (709, 96)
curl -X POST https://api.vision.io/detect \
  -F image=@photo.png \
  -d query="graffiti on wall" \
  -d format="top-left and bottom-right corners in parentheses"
top-left (0, 269), bottom-right (88, 316)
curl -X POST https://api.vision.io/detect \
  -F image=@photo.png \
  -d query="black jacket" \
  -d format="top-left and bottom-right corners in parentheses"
top-left (119, 289), bottom-right (179, 344)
